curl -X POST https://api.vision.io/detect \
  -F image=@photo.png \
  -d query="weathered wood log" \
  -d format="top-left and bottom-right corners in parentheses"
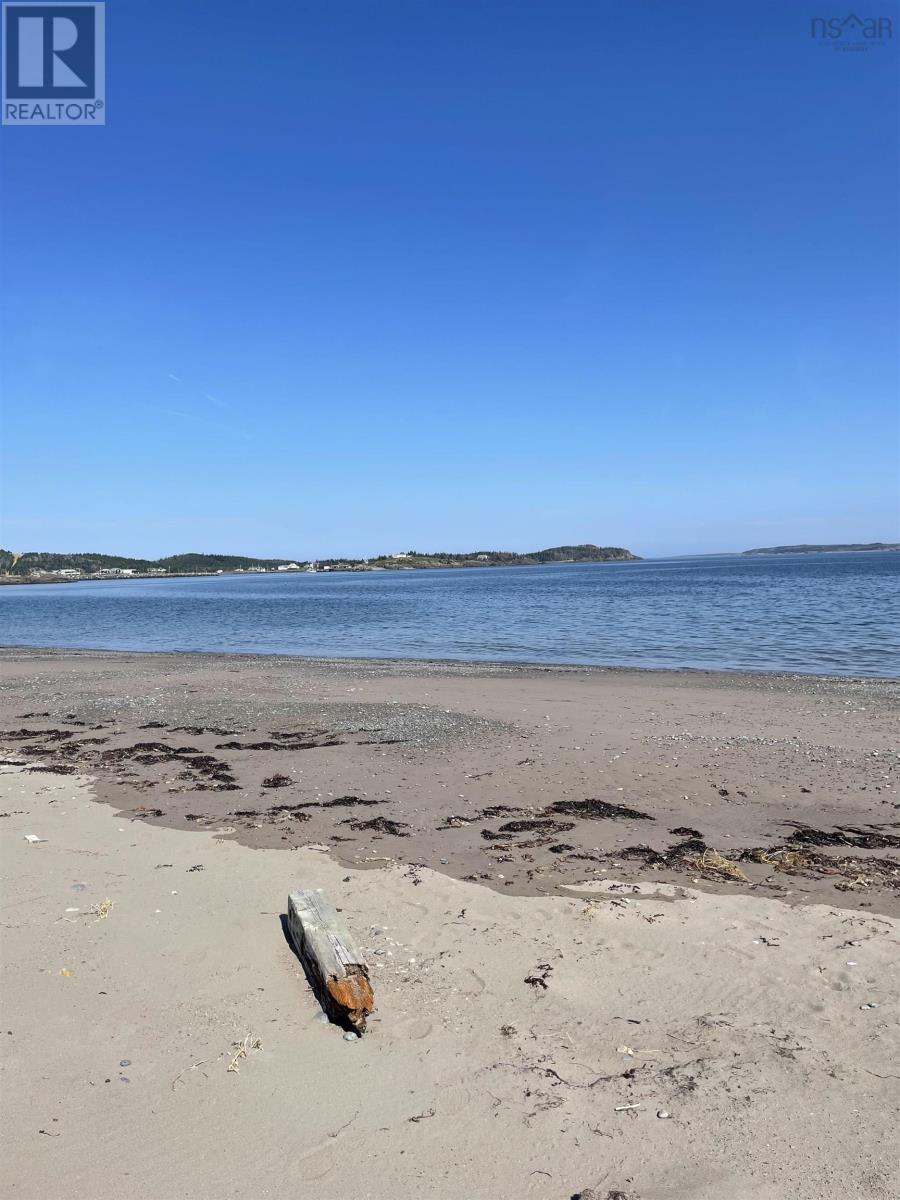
top-left (287, 889), bottom-right (374, 1032)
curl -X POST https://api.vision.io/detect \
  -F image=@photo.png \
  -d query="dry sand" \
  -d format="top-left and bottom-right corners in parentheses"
top-left (1, 763), bottom-right (898, 1200)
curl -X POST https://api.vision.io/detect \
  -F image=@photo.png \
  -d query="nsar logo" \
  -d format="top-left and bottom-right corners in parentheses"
top-left (3, 2), bottom-right (104, 125)
top-left (810, 13), bottom-right (893, 50)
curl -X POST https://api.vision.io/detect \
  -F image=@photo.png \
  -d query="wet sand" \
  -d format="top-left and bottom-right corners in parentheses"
top-left (1, 648), bottom-right (897, 915)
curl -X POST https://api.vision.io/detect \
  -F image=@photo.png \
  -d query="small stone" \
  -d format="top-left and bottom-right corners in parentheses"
top-left (657, 1109), bottom-right (670, 1119)
top-left (119, 1059), bottom-right (131, 1067)
top-left (314, 1012), bottom-right (330, 1024)
top-left (343, 1031), bottom-right (359, 1042)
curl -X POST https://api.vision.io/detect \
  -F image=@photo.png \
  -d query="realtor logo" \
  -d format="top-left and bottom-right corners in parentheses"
top-left (2, 2), bottom-right (104, 124)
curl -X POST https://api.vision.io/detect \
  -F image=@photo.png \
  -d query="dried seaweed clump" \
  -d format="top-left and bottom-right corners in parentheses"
top-left (685, 847), bottom-right (748, 882)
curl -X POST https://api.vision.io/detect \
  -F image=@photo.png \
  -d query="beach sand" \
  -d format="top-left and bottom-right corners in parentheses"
top-left (1, 764), bottom-right (898, 1200)
top-left (1, 650), bottom-right (899, 1198)
top-left (0, 649), bottom-right (897, 913)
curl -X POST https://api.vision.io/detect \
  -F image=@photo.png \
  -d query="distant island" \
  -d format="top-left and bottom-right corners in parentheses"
top-left (743, 543), bottom-right (899, 556)
top-left (0, 543), bottom-right (640, 583)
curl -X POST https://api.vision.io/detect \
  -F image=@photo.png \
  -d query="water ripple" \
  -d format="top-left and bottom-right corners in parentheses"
top-left (0, 552), bottom-right (897, 677)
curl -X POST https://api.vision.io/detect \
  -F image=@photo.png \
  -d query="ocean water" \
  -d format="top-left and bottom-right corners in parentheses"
top-left (0, 552), bottom-right (897, 677)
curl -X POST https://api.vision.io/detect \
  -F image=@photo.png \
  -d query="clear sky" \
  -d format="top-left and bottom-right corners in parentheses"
top-left (1, 0), bottom-right (898, 559)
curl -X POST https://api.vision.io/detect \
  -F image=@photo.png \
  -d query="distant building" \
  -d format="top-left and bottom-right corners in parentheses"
top-left (277, 563), bottom-right (301, 571)
top-left (54, 568), bottom-right (82, 577)
top-left (95, 567), bottom-right (134, 577)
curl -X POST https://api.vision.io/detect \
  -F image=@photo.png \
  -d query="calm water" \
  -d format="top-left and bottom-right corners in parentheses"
top-left (0, 553), bottom-right (897, 677)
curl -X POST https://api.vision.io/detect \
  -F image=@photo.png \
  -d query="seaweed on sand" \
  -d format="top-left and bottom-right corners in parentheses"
top-left (783, 823), bottom-right (900, 851)
top-left (342, 816), bottom-right (411, 837)
top-left (547, 798), bottom-right (653, 821)
top-left (320, 795), bottom-right (383, 808)
top-left (1, 728), bottom-right (73, 742)
top-left (482, 818), bottom-right (576, 840)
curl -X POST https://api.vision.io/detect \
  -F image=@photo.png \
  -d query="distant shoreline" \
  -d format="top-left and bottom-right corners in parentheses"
top-left (2, 544), bottom-right (898, 586)
top-left (0, 559), bottom-right (641, 587)
top-left (0, 542), bottom-right (639, 583)
top-left (743, 542), bottom-right (899, 556)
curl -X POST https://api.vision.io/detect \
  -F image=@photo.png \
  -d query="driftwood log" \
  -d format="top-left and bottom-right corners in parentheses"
top-left (287, 889), bottom-right (374, 1032)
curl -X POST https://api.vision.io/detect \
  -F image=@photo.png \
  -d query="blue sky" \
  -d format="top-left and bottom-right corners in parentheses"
top-left (1, 0), bottom-right (897, 559)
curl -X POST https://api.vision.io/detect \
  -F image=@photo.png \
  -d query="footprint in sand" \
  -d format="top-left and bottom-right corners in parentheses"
top-left (429, 1082), bottom-right (473, 1118)
top-left (396, 1017), bottom-right (433, 1040)
top-left (456, 968), bottom-right (486, 996)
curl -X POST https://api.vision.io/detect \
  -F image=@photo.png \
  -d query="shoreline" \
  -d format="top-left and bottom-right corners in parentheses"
top-left (0, 554), bottom-right (642, 586)
top-left (2, 643), bottom-right (898, 686)
top-left (2, 545), bottom-right (895, 589)
top-left (2, 646), bottom-right (897, 918)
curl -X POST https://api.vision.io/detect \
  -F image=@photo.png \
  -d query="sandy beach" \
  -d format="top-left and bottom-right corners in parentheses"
top-left (1, 649), bottom-right (899, 1198)
top-left (1, 648), bottom-right (898, 913)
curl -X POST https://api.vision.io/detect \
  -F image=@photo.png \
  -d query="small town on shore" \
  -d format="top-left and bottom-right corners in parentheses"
top-left (0, 544), bottom-right (641, 584)
top-left (10, 562), bottom-right (347, 582)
